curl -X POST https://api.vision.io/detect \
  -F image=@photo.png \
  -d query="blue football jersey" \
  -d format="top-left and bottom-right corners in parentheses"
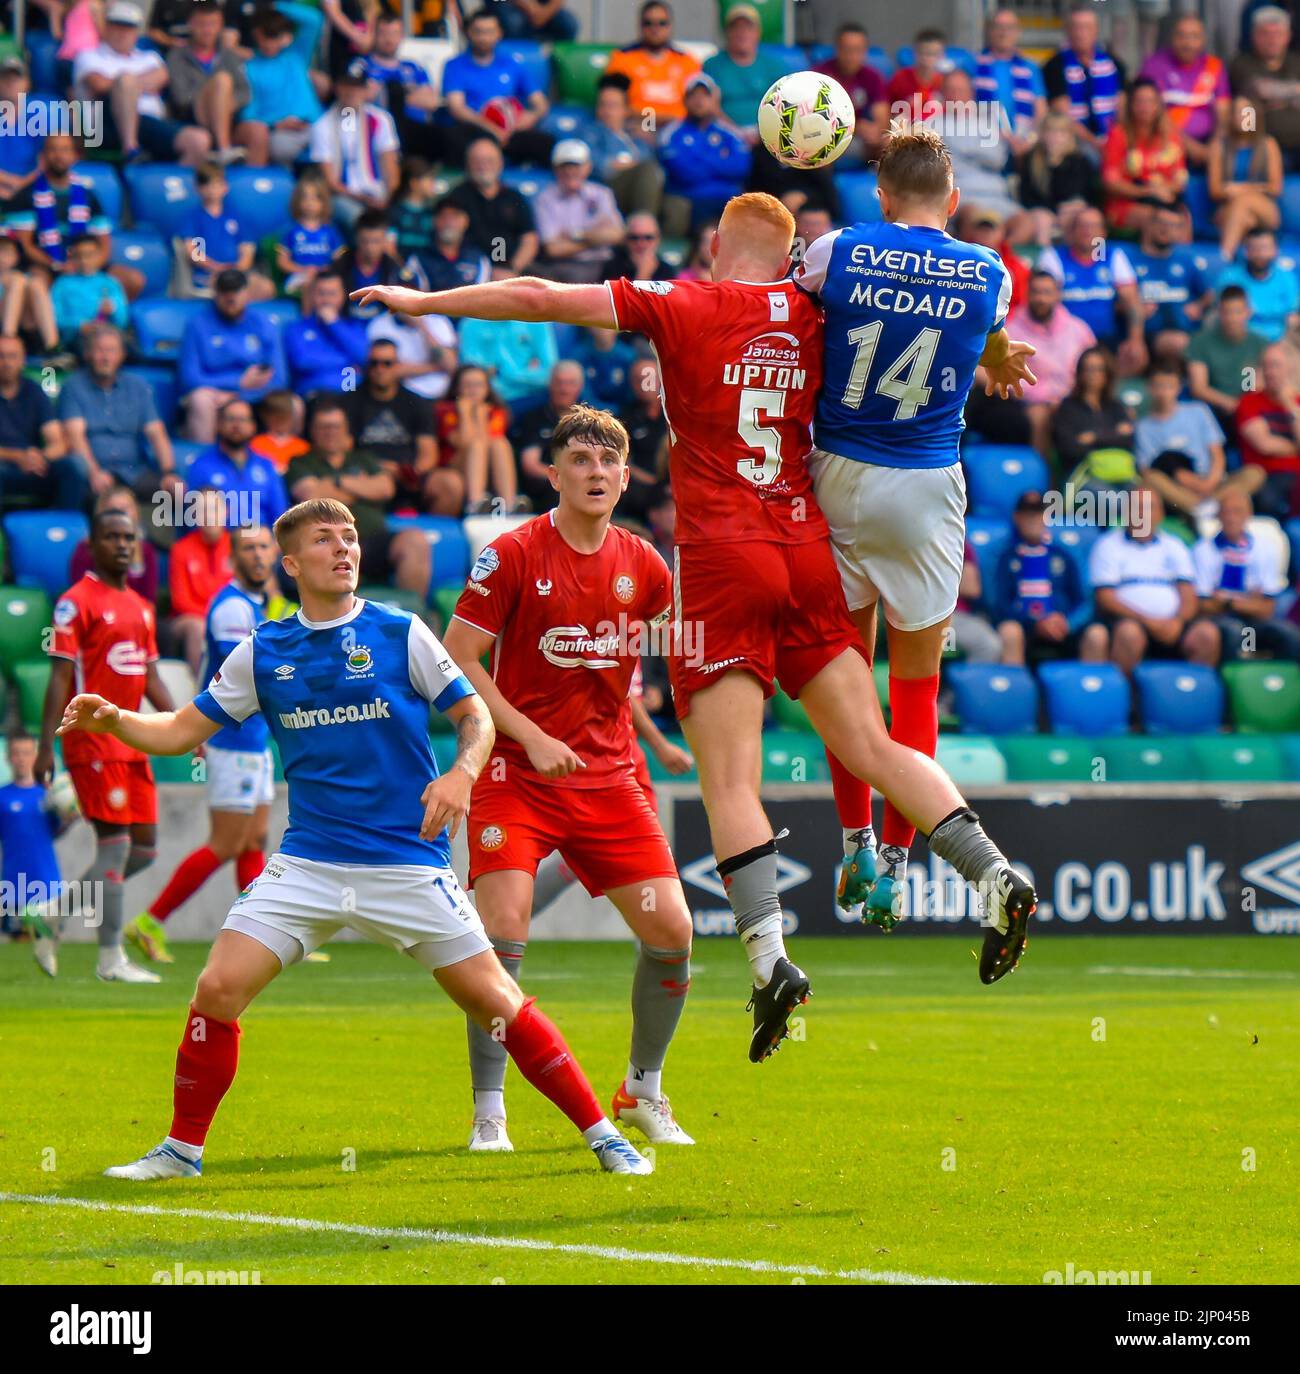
top-left (795, 223), bottom-right (1012, 469)
top-left (193, 599), bottom-right (475, 867)
top-left (203, 580), bottom-right (270, 754)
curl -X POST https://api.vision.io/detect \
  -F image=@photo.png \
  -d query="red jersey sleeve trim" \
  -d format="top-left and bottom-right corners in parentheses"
top-left (605, 278), bottom-right (621, 331)
top-left (450, 611), bottom-right (498, 639)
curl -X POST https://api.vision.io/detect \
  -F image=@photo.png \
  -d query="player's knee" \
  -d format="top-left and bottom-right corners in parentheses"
top-left (194, 962), bottom-right (253, 1021)
top-left (481, 904), bottom-right (529, 945)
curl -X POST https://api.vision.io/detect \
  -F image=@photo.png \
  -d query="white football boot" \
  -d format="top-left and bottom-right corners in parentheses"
top-left (97, 950), bottom-right (161, 984)
top-left (468, 1116), bottom-right (514, 1152)
top-left (590, 1133), bottom-right (654, 1175)
top-left (611, 1085), bottom-right (695, 1145)
top-left (33, 937), bottom-right (58, 978)
top-left (104, 1142), bottom-right (202, 1180)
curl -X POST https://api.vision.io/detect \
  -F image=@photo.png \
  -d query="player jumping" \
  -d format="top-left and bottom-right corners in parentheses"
top-left (126, 524), bottom-right (280, 965)
top-left (37, 508), bottom-right (175, 985)
top-left (443, 404), bottom-right (694, 1151)
top-left (795, 122), bottom-right (1039, 930)
top-left (352, 193), bottom-right (1037, 1066)
top-left (58, 497), bottom-right (654, 1178)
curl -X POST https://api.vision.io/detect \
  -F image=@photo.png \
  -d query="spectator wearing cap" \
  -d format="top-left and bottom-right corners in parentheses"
top-left (166, 1), bottom-right (252, 166)
top-left (534, 141), bottom-right (626, 284)
top-left (442, 6), bottom-right (554, 168)
top-left (60, 323), bottom-right (179, 503)
top-left (1230, 5), bottom-right (1300, 171)
top-left (239, 9), bottom-right (322, 167)
top-left (812, 22), bottom-right (889, 162)
top-left (704, 5), bottom-right (793, 147)
top-left (284, 269), bottom-right (370, 397)
top-left (587, 74), bottom-right (664, 218)
top-left (1089, 487), bottom-right (1219, 675)
top-left (179, 268), bottom-right (287, 444)
top-left (1139, 13), bottom-right (1230, 169)
top-left (995, 491), bottom-right (1109, 666)
top-left (442, 136), bottom-right (539, 279)
top-left (605, 1), bottom-right (701, 126)
top-left (1235, 342), bottom-right (1300, 518)
top-left (74, 1), bottom-right (213, 165)
top-left (1044, 3), bottom-right (1127, 155)
top-left (414, 198), bottom-right (492, 292)
top-left (309, 61), bottom-right (401, 232)
top-left (659, 73), bottom-right (751, 237)
top-left (1194, 486), bottom-right (1300, 662)
top-left (975, 9), bottom-right (1047, 142)
top-left (478, 0), bottom-right (579, 42)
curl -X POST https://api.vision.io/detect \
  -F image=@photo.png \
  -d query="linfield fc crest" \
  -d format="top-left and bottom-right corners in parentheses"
top-left (479, 825), bottom-right (506, 851)
top-left (614, 575), bottom-right (635, 604)
top-left (345, 645), bottom-right (373, 675)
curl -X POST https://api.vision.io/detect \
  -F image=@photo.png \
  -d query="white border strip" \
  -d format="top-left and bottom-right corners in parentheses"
top-left (0, 1193), bottom-right (962, 1285)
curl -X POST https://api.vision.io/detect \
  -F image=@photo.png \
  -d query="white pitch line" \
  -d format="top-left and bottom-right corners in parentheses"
top-left (0, 1192), bottom-right (962, 1285)
top-left (1088, 965), bottom-right (1298, 981)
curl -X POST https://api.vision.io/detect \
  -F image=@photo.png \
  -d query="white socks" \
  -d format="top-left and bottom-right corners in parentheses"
top-left (626, 1066), bottom-right (662, 1102)
top-left (165, 1135), bottom-right (202, 1162)
top-left (582, 1119), bottom-right (619, 1146)
top-left (742, 914), bottom-right (785, 987)
top-left (474, 1090), bottom-right (505, 1121)
top-left (843, 825), bottom-right (876, 860)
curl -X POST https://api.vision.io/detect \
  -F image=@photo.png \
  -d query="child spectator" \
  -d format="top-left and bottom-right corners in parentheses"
top-left (180, 161), bottom-right (274, 300)
top-left (277, 177), bottom-right (345, 296)
top-left (0, 731), bottom-right (69, 962)
top-left (50, 234), bottom-right (128, 346)
top-left (251, 390), bottom-right (310, 473)
top-left (390, 158), bottom-right (440, 261)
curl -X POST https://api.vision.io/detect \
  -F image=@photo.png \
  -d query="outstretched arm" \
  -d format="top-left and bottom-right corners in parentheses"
top-left (350, 277), bottom-right (617, 330)
top-left (56, 695), bottom-right (220, 757)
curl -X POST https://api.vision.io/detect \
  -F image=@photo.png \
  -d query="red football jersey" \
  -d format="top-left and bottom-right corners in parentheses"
top-left (49, 573), bottom-right (158, 765)
top-left (606, 275), bottom-right (830, 547)
top-left (453, 514), bottom-right (671, 787)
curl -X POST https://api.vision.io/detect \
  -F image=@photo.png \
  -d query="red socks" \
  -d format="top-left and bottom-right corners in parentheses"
top-left (170, 1004), bottom-right (241, 1147)
top-left (881, 673), bottom-right (940, 849)
top-left (149, 846), bottom-right (222, 922)
top-left (235, 849), bottom-right (265, 889)
top-left (827, 751), bottom-right (873, 830)
top-left (503, 996), bottom-right (603, 1132)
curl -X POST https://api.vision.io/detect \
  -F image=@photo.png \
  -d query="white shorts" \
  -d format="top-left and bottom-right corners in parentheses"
top-left (224, 852), bottom-right (491, 970)
top-left (809, 450), bottom-right (967, 632)
top-left (206, 744), bottom-right (275, 813)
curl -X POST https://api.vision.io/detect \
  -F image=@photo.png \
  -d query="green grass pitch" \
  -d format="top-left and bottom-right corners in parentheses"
top-left (1, 934), bottom-right (1296, 1285)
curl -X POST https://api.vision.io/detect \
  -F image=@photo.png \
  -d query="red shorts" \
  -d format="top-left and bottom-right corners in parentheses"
top-left (67, 757), bottom-right (157, 826)
top-left (632, 744), bottom-right (656, 810)
top-left (670, 538), bottom-right (862, 718)
top-left (468, 769), bottom-right (676, 898)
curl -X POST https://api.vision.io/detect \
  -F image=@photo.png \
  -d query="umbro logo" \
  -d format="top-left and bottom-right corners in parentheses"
top-left (275, 664), bottom-right (295, 679)
top-left (1242, 841), bottom-right (1300, 908)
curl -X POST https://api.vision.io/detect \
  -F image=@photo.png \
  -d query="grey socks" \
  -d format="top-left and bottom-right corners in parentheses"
top-left (86, 833), bottom-right (130, 950)
top-left (717, 838), bottom-right (786, 986)
top-left (926, 808), bottom-right (1008, 889)
top-left (629, 943), bottom-right (690, 1082)
top-left (467, 936), bottom-right (525, 1107)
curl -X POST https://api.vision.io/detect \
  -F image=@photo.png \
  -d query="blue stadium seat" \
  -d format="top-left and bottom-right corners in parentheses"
top-left (172, 440), bottom-right (205, 473)
top-left (2, 512), bottom-right (89, 599)
top-left (965, 514), bottom-right (1012, 599)
top-left (499, 41), bottom-right (551, 98)
top-left (111, 229), bottom-right (171, 297)
top-left (121, 364), bottom-right (179, 426)
top-left (834, 170), bottom-right (881, 223)
top-left (759, 43), bottom-right (805, 73)
top-left (26, 32), bottom-right (61, 94)
top-left (250, 298), bottom-right (301, 331)
top-left (1038, 661), bottom-right (1132, 735)
top-left (1183, 174), bottom-right (1217, 242)
top-left (963, 444), bottom-right (1051, 518)
top-left (124, 163), bottom-right (198, 239)
top-left (1052, 524), bottom-right (1102, 591)
top-left (1133, 663), bottom-right (1225, 735)
top-left (542, 104), bottom-right (595, 140)
top-left (501, 168), bottom-right (555, 198)
top-left (131, 296), bottom-right (206, 362)
top-left (1189, 243), bottom-right (1226, 280)
top-left (945, 662), bottom-right (1039, 735)
top-left (1279, 734), bottom-right (1300, 780)
top-left (224, 166), bottom-right (296, 244)
top-left (1280, 176), bottom-right (1300, 239)
top-left (895, 44), bottom-right (976, 76)
top-left (72, 161), bottom-right (124, 223)
top-left (387, 515), bottom-right (472, 587)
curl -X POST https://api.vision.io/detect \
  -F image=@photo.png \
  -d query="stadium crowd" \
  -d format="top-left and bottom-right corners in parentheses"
top-left (0, 0), bottom-right (1298, 769)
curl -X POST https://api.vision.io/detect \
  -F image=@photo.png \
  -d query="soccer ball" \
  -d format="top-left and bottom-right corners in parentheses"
top-left (43, 771), bottom-right (80, 825)
top-left (758, 71), bottom-right (856, 170)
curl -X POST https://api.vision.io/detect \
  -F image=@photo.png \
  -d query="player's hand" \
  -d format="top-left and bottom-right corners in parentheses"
top-left (419, 768), bottom-right (473, 841)
top-left (983, 340), bottom-right (1037, 399)
top-left (57, 693), bottom-right (121, 737)
top-left (525, 733), bottom-right (585, 779)
top-left (34, 744), bottom-right (57, 786)
top-left (655, 740), bottom-right (694, 774)
top-left (349, 285), bottom-right (430, 317)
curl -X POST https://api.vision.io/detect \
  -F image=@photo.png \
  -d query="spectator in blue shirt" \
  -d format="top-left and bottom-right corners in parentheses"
top-left (363, 12), bottom-right (448, 163)
top-left (185, 396), bottom-right (289, 530)
top-left (414, 198), bottom-right (492, 292)
top-left (994, 491), bottom-right (1109, 666)
top-left (658, 73), bottom-right (751, 236)
top-left (441, 6), bottom-right (554, 167)
top-left (179, 267), bottom-right (286, 443)
top-left (572, 326), bottom-right (638, 405)
top-left (239, 9), bottom-right (322, 167)
top-left (481, 0), bottom-right (578, 42)
top-left (283, 268), bottom-right (371, 396)
top-left (1215, 228), bottom-right (1300, 342)
top-left (0, 732), bottom-right (66, 947)
top-left (180, 161), bottom-right (275, 299)
top-left (1128, 203), bottom-right (1211, 355)
top-left (459, 314), bottom-right (558, 410)
top-left (588, 73), bottom-right (663, 217)
top-left (51, 235), bottom-right (129, 346)
top-left (60, 323), bottom-right (179, 502)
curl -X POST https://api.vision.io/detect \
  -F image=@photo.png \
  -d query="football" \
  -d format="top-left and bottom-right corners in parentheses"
top-left (757, 70), bottom-right (856, 169)
top-left (42, 771), bottom-right (80, 825)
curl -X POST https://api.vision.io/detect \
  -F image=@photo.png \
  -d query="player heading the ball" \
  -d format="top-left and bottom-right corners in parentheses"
top-left (58, 498), bottom-right (655, 1179)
